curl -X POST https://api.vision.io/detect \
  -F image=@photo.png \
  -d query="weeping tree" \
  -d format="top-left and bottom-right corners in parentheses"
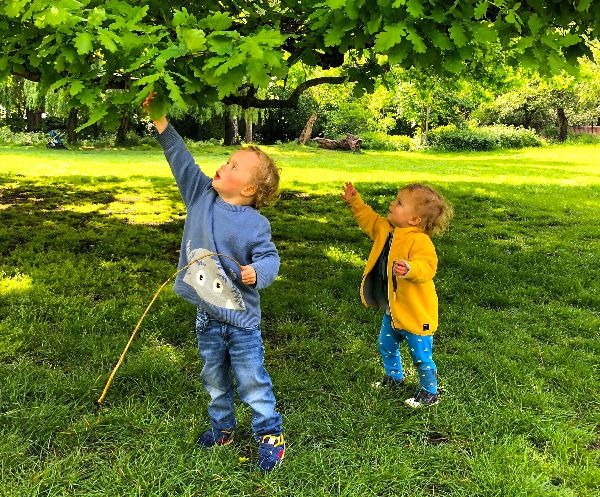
top-left (0, 76), bottom-right (44, 130)
top-left (1, 1), bottom-right (598, 134)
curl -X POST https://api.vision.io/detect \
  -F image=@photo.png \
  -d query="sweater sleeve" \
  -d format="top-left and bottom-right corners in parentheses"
top-left (402, 234), bottom-right (438, 283)
top-left (347, 193), bottom-right (390, 241)
top-left (249, 218), bottom-right (280, 290)
top-left (156, 123), bottom-right (212, 207)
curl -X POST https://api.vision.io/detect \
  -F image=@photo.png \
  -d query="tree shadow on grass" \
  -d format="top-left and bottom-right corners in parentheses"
top-left (1, 176), bottom-right (598, 460)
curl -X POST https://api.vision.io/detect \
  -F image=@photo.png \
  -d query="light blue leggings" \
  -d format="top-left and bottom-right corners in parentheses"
top-left (378, 313), bottom-right (437, 394)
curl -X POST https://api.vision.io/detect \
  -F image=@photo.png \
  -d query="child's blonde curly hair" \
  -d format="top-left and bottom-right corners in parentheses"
top-left (402, 184), bottom-right (453, 236)
top-left (244, 145), bottom-right (280, 210)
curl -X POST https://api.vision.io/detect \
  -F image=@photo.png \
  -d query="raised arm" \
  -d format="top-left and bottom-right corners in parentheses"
top-left (341, 181), bottom-right (390, 240)
top-left (143, 93), bottom-right (211, 207)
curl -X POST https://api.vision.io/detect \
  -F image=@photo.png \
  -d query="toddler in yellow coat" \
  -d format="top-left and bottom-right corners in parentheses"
top-left (341, 181), bottom-right (453, 407)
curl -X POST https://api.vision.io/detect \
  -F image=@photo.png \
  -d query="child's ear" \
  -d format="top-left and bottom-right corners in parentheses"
top-left (408, 216), bottom-right (422, 227)
top-left (241, 184), bottom-right (257, 197)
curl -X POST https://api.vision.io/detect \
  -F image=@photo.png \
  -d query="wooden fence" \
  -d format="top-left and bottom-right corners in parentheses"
top-left (571, 125), bottom-right (600, 135)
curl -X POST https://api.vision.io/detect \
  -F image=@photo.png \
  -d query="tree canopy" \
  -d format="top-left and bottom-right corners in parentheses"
top-left (2, 1), bottom-right (599, 128)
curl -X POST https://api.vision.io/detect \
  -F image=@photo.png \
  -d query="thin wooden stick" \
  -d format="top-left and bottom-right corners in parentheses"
top-left (96, 252), bottom-right (242, 405)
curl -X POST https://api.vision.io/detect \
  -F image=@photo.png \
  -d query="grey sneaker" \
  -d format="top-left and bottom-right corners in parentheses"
top-left (373, 375), bottom-right (406, 389)
top-left (404, 389), bottom-right (439, 408)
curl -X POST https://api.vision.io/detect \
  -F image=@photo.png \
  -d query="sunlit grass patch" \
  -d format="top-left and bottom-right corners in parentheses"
top-left (0, 272), bottom-right (32, 294)
top-left (324, 245), bottom-right (366, 268)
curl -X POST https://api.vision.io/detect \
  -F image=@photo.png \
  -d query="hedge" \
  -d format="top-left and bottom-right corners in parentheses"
top-left (427, 124), bottom-right (543, 151)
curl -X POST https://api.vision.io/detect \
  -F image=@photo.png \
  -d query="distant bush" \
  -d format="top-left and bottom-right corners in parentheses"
top-left (427, 124), bottom-right (543, 151)
top-left (360, 132), bottom-right (413, 151)
top-left (185, 137), bottom-right (224, 149)
top-left (117, 132), bottom-right (160, 148)
top-left (323, 102), bottom-right (373, 138)
top-left (0, 126), bottom-right (47, 146)
top-left (566, 132), bottom-right (600, 144)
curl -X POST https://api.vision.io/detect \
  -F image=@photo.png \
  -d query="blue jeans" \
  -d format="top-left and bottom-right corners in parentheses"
top-left (195, 311), bottom-right (282, 438)
top-left (378, 313), bottom-right (437, 394)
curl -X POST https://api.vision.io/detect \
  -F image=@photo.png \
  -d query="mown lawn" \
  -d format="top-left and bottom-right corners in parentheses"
top-left (1, 143), bottom-right (599, 496)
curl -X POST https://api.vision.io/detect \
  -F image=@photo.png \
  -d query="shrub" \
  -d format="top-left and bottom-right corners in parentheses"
top-left (566, 132), bottom-right (600, 144)
top-left (490, 125), bottom-right (542, 149)
top-left (323, 101), bottom-right (373, 137)
top-left (0, 126), bottom-right (47, 146)
top-left (360, 132), bottom-right (413, 151)
top-left (427, 125), bottom-right (494, 151)
top-left (427, 124), bottom-right (543, 151)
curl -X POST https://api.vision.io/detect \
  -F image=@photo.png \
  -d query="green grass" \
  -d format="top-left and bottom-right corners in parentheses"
top-left (1, 142), bottom-right (599, 496)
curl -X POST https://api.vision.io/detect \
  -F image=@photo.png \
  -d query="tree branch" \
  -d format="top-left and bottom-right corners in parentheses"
top-left (11, 69), bottom-right (40, 82)
top-left (223, 75), bottom-right (353, 108)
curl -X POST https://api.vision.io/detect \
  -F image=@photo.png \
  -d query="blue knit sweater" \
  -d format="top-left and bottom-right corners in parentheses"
top-left (157, 124), bottom-right (280, 328)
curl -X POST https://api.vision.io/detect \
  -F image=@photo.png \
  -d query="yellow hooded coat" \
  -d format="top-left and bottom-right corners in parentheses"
top-left (348, 194), bottom-right (438, 335)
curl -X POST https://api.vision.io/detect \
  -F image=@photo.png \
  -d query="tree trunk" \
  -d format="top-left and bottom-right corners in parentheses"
top-left (26, 107), bottom-right (43, 131)
top-left (420, 105), bottom-right (431, 145)
top-left (116, 110), bottom-right (131, 145)
top-left (66, 107), bottom-right (78, 144)
top-left (523, 104), bottom-right (532, 129)
top-left (299, 112), bottom-right (318, 144)
top-left (557, 107), bottom-right (568, 142)
top-left (224, 114), bottom-right (239, 145)
top-left (244, 114), bottom-right (253, 143)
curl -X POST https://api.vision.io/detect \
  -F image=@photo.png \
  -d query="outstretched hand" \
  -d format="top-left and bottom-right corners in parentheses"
top-left (142, 91), bottom-right (169, 134)
top-left (141, 91), bottom-right (156, 114)
top-left (340, 181), bottom-right (358, 203)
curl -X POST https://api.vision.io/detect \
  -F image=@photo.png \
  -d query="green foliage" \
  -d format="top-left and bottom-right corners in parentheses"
top-left (389, 67), bottom-right (498, 136)
top-left (360, 131), bottom-right (413, 151)
top-left (1, 1), bottom-right (599, 130)
top-left (322, 101), bottom-right (373, 137)
top-left (474, 81), bottom-right (554, 132)
top-left (473, 71), bottom-right (589, 133)
top-left (257, 73), bottom-right (397, 143)
top-left (566, 131), bottom-right (600, 144)
top-left (145, 93), bottom-right (171, 122)
top-left (0, 125), bottom-right (47, 146)
top-left (428, 124), bottom-right (544, 151)
top-left (306, 79), bottom-right (397, 138)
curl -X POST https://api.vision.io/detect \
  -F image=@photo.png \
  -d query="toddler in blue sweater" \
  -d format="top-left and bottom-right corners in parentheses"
top-left (144, 93), bottom-right (285, 471)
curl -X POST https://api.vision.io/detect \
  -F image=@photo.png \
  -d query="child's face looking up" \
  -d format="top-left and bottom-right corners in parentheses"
top-left (387, 190), bottom-right (422, 229)
top-left (212, 150), bottom-right (259, 205)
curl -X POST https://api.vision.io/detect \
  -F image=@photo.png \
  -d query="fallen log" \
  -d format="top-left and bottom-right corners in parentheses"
top-left (312, 133), bottom-right (362, 152)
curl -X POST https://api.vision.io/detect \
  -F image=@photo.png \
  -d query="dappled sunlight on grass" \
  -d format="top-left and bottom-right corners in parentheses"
top-left (0, 272), bottom-right (32, 294)
top-left (102, 193), bottom-right (178, 224)
top-left (60, 203), bottom-right (103, 214)
top-left (139, 340), bottom-right (186, 369)
top-left (323, 246), bottom-right (366, 269)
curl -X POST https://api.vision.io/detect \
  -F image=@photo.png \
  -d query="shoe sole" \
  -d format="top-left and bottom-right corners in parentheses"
top-left (404, 397), bottom-right (440, 408)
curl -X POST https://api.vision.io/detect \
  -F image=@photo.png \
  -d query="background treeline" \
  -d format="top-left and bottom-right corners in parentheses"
top-left (1, 51), bottom-right (599, 151)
